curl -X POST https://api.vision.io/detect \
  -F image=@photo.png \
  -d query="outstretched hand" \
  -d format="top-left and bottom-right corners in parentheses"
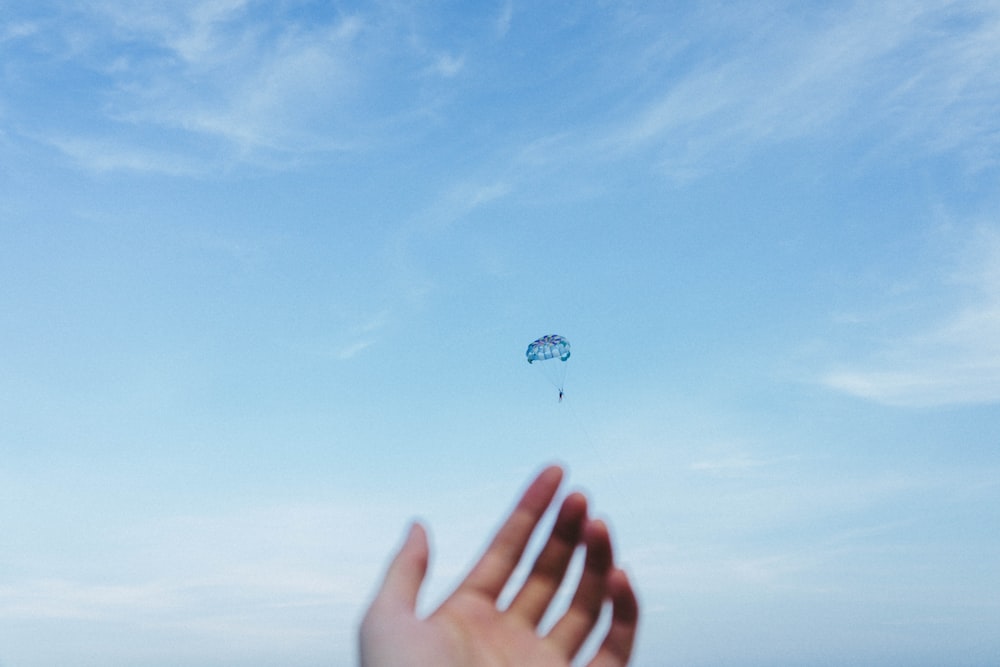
top-left (359, 465), bottom-right (639, 667)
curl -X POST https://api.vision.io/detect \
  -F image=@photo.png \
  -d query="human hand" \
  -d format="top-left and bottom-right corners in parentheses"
top-left (359, 465), bottom-right (639, 667)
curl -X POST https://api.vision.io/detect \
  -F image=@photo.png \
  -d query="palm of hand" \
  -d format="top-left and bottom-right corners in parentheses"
top-left (360, 466), bottom-right (638, 667)
top-left (365, 588), bottom-right (569, 667)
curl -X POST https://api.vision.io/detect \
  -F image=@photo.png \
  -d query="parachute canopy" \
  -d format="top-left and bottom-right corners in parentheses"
top-left (526, 334), bottom-right (571, 364)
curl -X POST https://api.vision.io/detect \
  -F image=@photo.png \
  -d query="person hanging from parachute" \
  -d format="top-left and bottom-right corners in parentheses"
top-left (525, 334), bottom-right (570, 402)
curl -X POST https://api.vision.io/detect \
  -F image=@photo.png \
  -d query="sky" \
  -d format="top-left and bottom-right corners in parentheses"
top-left (2, 1), bottom-right (999, 665)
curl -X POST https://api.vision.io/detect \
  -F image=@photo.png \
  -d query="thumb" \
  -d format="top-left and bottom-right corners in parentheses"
top-left (375, 521), bottom-right (429, 612)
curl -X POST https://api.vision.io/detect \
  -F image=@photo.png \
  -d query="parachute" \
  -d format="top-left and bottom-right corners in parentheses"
top-left (526, 334), bottom-right (570, 399)
top-left (526, 334), bottom-right (571, 363)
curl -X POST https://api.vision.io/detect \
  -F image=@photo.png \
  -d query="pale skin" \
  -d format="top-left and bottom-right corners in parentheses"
top-left (359, 465), bottom-right (639, 667)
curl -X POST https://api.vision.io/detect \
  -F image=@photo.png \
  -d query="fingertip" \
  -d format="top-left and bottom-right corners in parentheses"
top-left (584, 518), bottom-right (612, 553)
top-left (519, 464), bottom-right (567, 515)
top-left (403, 520), bottom-right (430, 569)
top-left (608, 567), bottom-right (639, 624)
top-left (562, 490), bottom-right (589, 516)
top-left (406, 519), bottom-right (428, 546)
top-left (585, 517), bottom-right (609, 538)
top-left (583, 518), bottom-right (613, 570)
top-left (539, 463), bottom-right (565, 486)
top-left (551, 491), bottom-right (589, 543)
top-left (377, 520), bottom-right (430, 612)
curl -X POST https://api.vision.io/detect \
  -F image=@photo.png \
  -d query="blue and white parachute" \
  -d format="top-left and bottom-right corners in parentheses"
top-left (526, 334), bottom-right (571, 363)
top-left (526, 334), bottom-right (570, 399)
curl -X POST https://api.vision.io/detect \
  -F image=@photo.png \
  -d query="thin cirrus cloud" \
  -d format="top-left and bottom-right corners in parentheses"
top-left (10, 3), bottom-right (438, 171)
top-left (0, 501), bottom-right (388, 620)
top-left (823, 225), bottom-right (1000, 407)
top-left (602, 2), bottom-right (1000, 179)
top-left (99, 9), bottom-right (367, 156)
top-left (823, 310), bottom-right (1000, 407)
top-left (15, 2), bottom-right (999, 181)
top-left (43, 135), bottom-right (209, 176)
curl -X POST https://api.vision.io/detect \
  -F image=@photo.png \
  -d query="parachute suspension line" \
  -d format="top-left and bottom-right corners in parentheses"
top-left (526, 335), bottom-right (638, 518)
top-left (563, 396), bottom-right (600, 454)
top-left (557, 361), bottom-right (568, 399)
top-left (536, 359), bottom-right (567, 394)
top-left (525, 334), bottom-right (571, 402)
top-left (522, 334), bottom-right (635, 526)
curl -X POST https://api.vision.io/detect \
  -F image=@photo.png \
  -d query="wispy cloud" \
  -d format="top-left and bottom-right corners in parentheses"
top-left (0, 501), bottom-right (401, 655)
top-left (0, 20), bottom-right (38, 42)
top-left (3, 2), bottom-right (450, 173)
top-left (44, 135), bottom-right (210, 176)
top-left (336, 339), bottom-right (374, 361)
top-left (379, 177), bottom-right (513, 305)
top-left (442, 180), bottom-right (512, 218)
top-left (13, 2), bottom-right (997, 180)
top-left (624, 465), bottom-right (959, 600)
top-left (326, 309), bottom-right (390, 361)
top-left (428, 52), bottom-right (464, 78)
top-left (495, 0), bottom-right (513, 39)
top-left (99, 7), bottom-right (367, 155)
top-left (823, 225), bottom-right (1000, 407)
top-left (603, 3), bottom-right (1000, 179)
top-left (689, 454), bottom-right (797, 479)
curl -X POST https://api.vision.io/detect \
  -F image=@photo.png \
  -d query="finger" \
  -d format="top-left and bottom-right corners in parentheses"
top-left (373, 522), bottom-right (429, 612)
top-left (587, 568), bottom-right (640, 667)
top-left (546, 518), bottom-right (613, 658)
top-left (505, 491), bottom-right (588, 625)
top-left (457, 464), bottom-right (564, 600)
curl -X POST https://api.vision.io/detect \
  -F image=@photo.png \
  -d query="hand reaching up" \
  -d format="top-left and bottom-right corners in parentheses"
top-left (359, 465), bottom-right (639, 667)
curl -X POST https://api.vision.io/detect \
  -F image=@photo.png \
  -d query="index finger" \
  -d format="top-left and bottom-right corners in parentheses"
top-left (456, 464), bottom-right (564, 601)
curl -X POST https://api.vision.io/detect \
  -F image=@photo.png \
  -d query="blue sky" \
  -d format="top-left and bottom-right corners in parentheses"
top-left (2, 2), bottom-right (999, 665)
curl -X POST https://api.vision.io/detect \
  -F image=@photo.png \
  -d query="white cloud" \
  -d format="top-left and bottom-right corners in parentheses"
top-left (1, 21), bottom-right (38, 42)
top-left (331, 310), bottom-right (391, 360)
top-left (337, 339), bottom-right (374, 360)
top-left (0, 500), bottom-right (404, 666)
top-left (605, 2), bottom-right (1000, 179)
top-left (170, 0), bottom-right (252, 63)
top-left (689, 454), bottom-right (794, 478)
top-left (8, 3), bottom-right (377, 172)
top-left (495, 0), bottom-right (513, 38)
top-left (430, 52), bottom-right (465, 77)
top-left (8, 2), bottom-right (999, 181)
top-left (823, 225), bottom-right (1000, 407)
top-left (44, 135), bottom-right (208, 175)
top-left (109, 14), bottom-right (366, 154)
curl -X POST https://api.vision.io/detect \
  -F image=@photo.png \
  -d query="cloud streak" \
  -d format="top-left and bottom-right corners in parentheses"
top-left (823, 225), bottom-right (1000, 406)
top-left (99, 5), bottom-right (367, 156)
top-left (0, 500), bottom-right (407, 665)
top-left (4, 2), bottom-right (454, 173)
top-left (601, 2), bottom-right (1000, 180)
top-left (8, 2), bottom-right (999, 181)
